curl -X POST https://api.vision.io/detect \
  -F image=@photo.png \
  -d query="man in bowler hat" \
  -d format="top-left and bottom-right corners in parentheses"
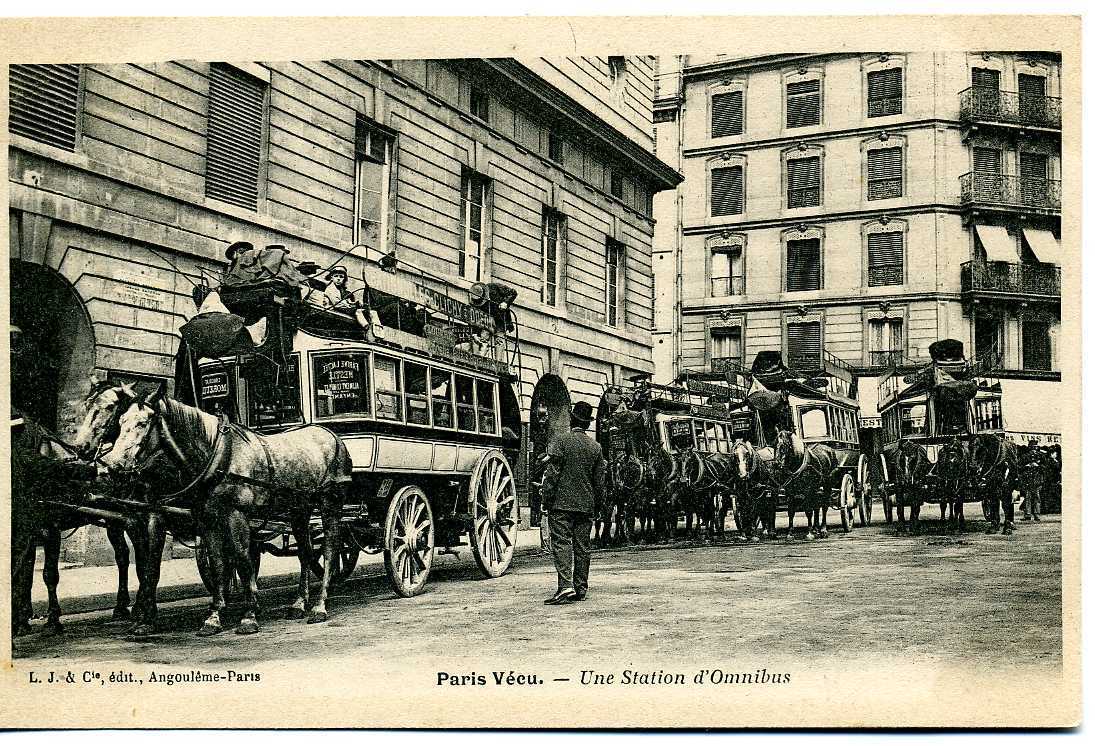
top-left (541, 400), bottom-right (606, 605)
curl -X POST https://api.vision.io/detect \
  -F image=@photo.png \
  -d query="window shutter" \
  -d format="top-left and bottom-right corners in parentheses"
top-left (786, 79), bottom-right (821, 128)
top-left (787, 322), bottom-right (822, 370)
top-left (711, 91), bottom-right (743, 137)
top-left (867, 232), bottom-right (904, 286)
top-left (9, 64), bottom-right (81, 151)
top-left (206, 63), bottom-right (266, 211)
top-left (787, 156), bottom-right (821, 207)
top-left (973, 147), bottom-right (1001, 173)
top-left (711, 166), bottom-right (743, 216)
top-left (867, 68), bottom-right (903, 116)
top-left (1018, 74), bottom-right (1046, 97)
top-left (786, 238), bottom-right (821, 292)
top-left (867, 147), bottom-right (903, 199)
top-left (972, 67), bottom-right (1001, 89)
top-left (1020, 153), bottom-right (1048, 180)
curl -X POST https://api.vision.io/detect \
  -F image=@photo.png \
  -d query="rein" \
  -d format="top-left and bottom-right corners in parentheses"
top-left (124, 405), bottom-right (232, 503)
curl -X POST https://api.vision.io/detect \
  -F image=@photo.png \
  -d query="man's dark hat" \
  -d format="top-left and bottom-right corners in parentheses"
top-left (225, 241), bottom-right (254, 261)
top-left (571, 401), bottom-right (594, 428)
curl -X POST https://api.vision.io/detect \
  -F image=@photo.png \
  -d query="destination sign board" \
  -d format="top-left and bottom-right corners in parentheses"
top-left (201, 371), bottom-right (230, 401)
top-left (414, 283), bottom-right (493, 329)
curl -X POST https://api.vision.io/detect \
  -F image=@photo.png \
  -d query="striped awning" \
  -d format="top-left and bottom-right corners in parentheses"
top-left (1022, 228), bottom-right (1062, 265)
top-left (975, 224), bottom-right (1019, 263)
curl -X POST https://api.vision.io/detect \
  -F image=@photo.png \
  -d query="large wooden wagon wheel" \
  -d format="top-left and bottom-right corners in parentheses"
top-left (383, 485), bottom-right (435, 597)
top-left (857, 455), bottom-right (874, 527)
top-left (306, 525), bottom-right (362, 583)
top-left (468, 449), bottom-right (518, 578)
top-left (838, 473), bottom-right (856, 533)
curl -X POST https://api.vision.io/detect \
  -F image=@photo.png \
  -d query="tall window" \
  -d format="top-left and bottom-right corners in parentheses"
top-left (975, 315), bottom-right (1002, 361)
top-left (711, 91), bottom-right (744, 137)
top-left (460, 171), bottom-right (489, 281)
top-left (973, 146), bottom-right (1002, 174)
top-left (605, 238), bottom-right (624, 326)
top-left (786, 238), bottom-right (821, 292)
top-left (206, 63), bottom-right (267, 211)
top-left (469, 86), bottom-right (489, 121)
top-left (711, 166), bottom-right (744, 216)
top-left (711, 327), bottom-right (743, 367)
top-left (1020, 151), bottom-right (1049, 207)
top-left (971, 67), bottom-right (1002, 116)
top-left (867, 68), bottom-right (903, 117)
top-left (9, 64), bottom-right (81, 151)
top-left (869, 317), bottom-right (904, 367)
top-left (867, 147), bottom-right (903, 200)
top-left (610, 171), bottom-right (624, 199)
top-left (711, 247), bottom-right (744, 296)
top-left (972, 67), bottom-right (1001, 90)
top-left (786, 79), bottom-right (821, 128)
top-left (787, 156), bottom-right (821, 208)
top-left (1018, 73), bottom-right (1048, 123)
top-left (541, 208), bottom-right (565, 306)
top-left (867, 232), bottom-right (904, 286)
top-left (1022, 320), bottom-right (1052, 371)
top-left (787, 321), bottom-right (822, 371)
top-left (354, 117), bottom-right (393, 249)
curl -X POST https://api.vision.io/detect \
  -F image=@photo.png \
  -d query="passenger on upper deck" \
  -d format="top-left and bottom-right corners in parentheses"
top-left (320, 265), bottom-right (384, 339)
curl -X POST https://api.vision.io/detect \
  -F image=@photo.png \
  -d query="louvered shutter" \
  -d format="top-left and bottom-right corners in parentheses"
top-left (867, 147), bottom-right (903, 199)
top-left (711, 166), bottom-right (743, 216)
top-left (867, 232), bottom-right (904, 286)
top-left (787, 156), bottom-right (821, 208)
top-left (1018, 74), bottom-right (1045, 97)
top-left (1020, 153), bottom-right (1047, 180)
top-left (972, 67), bottom-right (1000, 89)
top-left (9, 64), bottom-right (81, 151)
top-left (1019, 152), bottom-right (1049, 207)
top-left (1017, 74), bottom-right (1048, 125)
top-left (973, 147), bottom-right (1002, 173)
top-left (787, 322), bottom-right (822, 371)
top-left (786, 238), bottom-right (821, 292)
top-left (867, 68), bottom-right (903, 117)
top-left (711, 91), bottom-right (743, 137)
top-left (786, 79), bottom-right (821, 128)
top-left (205, 63), bottom-right (266, 211)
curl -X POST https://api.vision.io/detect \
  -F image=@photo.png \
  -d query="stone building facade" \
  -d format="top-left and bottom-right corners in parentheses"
top-left (653, 52), bottom-right (1062, 443)
top-left (8, 57), bottom-right (679, 560)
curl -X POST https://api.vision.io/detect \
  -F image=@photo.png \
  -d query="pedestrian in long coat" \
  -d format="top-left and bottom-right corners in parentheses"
top-left (1019, 441), bottom-right (1046, 522)
top-left (540, 401), bottom-right (606, 605)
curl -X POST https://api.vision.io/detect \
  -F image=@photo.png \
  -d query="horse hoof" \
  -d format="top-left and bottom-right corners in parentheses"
top-left (307, 611), bottom-right (329, 624)
top-left (819, 530), bottom-right (829, 539)
top-left (285, 606), bottom-right (307, 620)
top-left (41, 622), bottom-right (64, 637)
top-left (131, 623), bottom-right (156, 637)
top-left (196, 623), bottom-right (223, 637)
top-left (235, 619), bottom-right (260, 635)
top-left (112, 607), bottom-right (131, 622)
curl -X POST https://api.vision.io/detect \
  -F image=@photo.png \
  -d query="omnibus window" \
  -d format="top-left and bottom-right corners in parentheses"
top-left (800, 407), bottom-right (829, 439)
top-left (666, 419), bottom-right (694, 452)
top-left (313, 352), bottom-right (368, 419)
top-left (374, 355), bottom-right (403, 421)
top-left (900, 404), bottom-right (927, 437)
top-left (456, 375), bottom-right (477, 431)
top-left (704, 421), bottom-right (721, 452)
top-left (431, 370), bottom-right (454, 428)
top-left (476, 380), bottom-right (497, 434)
top-left (246, 354), bottom-right (303, 427)
top-left (404, 361), bottom-right (430, 426)
top-left (693, 420), bottom-right (707, 451)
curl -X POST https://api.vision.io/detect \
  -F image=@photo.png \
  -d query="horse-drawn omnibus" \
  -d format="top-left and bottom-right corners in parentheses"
top-left (178, 245), bottom-right (525, 598)
top-left (876, 339), bottom-right (1004, 530)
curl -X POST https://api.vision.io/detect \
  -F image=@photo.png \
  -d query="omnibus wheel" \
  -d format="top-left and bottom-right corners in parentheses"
top-left (839, 474), bottom-right (856, 533)
top-left (857, 455), bottom-right (874, 527)
top-left (383, 485), bottom-right (435, 597)
top-left (468, 450), bottom-right (518, 578)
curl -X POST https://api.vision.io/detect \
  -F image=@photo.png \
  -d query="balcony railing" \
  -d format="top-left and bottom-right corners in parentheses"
top-left (959, 172), bottom-right (1061, 212)
top-left (868, 350), bottom-right (923, 369)
top-left (710, 356), bottom-right (746, 374)
top-left (959, 87), bottom-right (1061, 130)
top-left (710, 276), bottom-right (745, 297)
top-left (868, 97), bottom-right (902, 118)
top-left (961, 259), bottom-right (1061, 298)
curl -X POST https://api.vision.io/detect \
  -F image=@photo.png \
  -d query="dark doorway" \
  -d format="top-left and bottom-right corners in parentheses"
top-left (10, 261), bottom-right (94, 431)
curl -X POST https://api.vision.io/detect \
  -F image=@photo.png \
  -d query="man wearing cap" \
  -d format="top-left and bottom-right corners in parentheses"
top-left (540, 400), bottom-right (606, 605)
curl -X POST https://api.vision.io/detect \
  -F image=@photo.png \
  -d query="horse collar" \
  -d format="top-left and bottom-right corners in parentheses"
top-left (159, 413), bottom-right (232, 502)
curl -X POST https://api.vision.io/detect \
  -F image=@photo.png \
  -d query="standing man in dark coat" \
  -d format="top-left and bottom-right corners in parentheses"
top-left (541, 401), bottom-right (606, 605)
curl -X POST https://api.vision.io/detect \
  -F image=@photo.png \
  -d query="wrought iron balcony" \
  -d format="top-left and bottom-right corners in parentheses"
top-left (959, 87), bottom-right (1061, 130)
top-left (961, 259), bottom-right (1060, 300)
top-left (959, 172), bottom-right (1061, 213)
top-left (868, 350), bottom-right (923, 369)
top-left (710, 276), bottom-right (745, 297)
top-left (710, 356), bottom-right (746, 374)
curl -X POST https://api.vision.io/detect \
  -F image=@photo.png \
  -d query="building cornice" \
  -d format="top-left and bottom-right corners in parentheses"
top-left (682, 118), bottom-right (962, 160)
top-left (682, 53), bottom-right (843, 82)
top-left (681, 290), bottom-right (963, 314)
top-left (482, 59), bottom-right (683, 191)
top-left (683, 203), bottom-right (963, 234)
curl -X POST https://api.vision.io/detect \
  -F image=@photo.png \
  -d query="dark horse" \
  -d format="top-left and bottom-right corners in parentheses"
top-left (100, 383), bottom-right (352, 636)
top-left (729, 439), bottom-right (777, 540)
top-left (11, 384), bottom-right (142, 638)
top-left (603, 406), bottom-right (677, 543)
top-left (891, 439), bottom-right (939, 535)
top-left (773, 430), bottom-right (836, 540)
top-left (969, 433), bottom-right (1020, 535)
top-left (678, 449), bottom-right (735, 541)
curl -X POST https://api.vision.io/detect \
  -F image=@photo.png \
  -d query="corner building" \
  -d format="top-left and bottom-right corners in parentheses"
top-left (653, 52), bottom-right (1062, 444)
top-left (8, 58), bottom-right (679, 560)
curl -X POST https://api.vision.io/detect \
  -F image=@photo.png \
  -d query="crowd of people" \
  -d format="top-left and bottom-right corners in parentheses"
top-left (1017, 441), bottom-right (1063, 521)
